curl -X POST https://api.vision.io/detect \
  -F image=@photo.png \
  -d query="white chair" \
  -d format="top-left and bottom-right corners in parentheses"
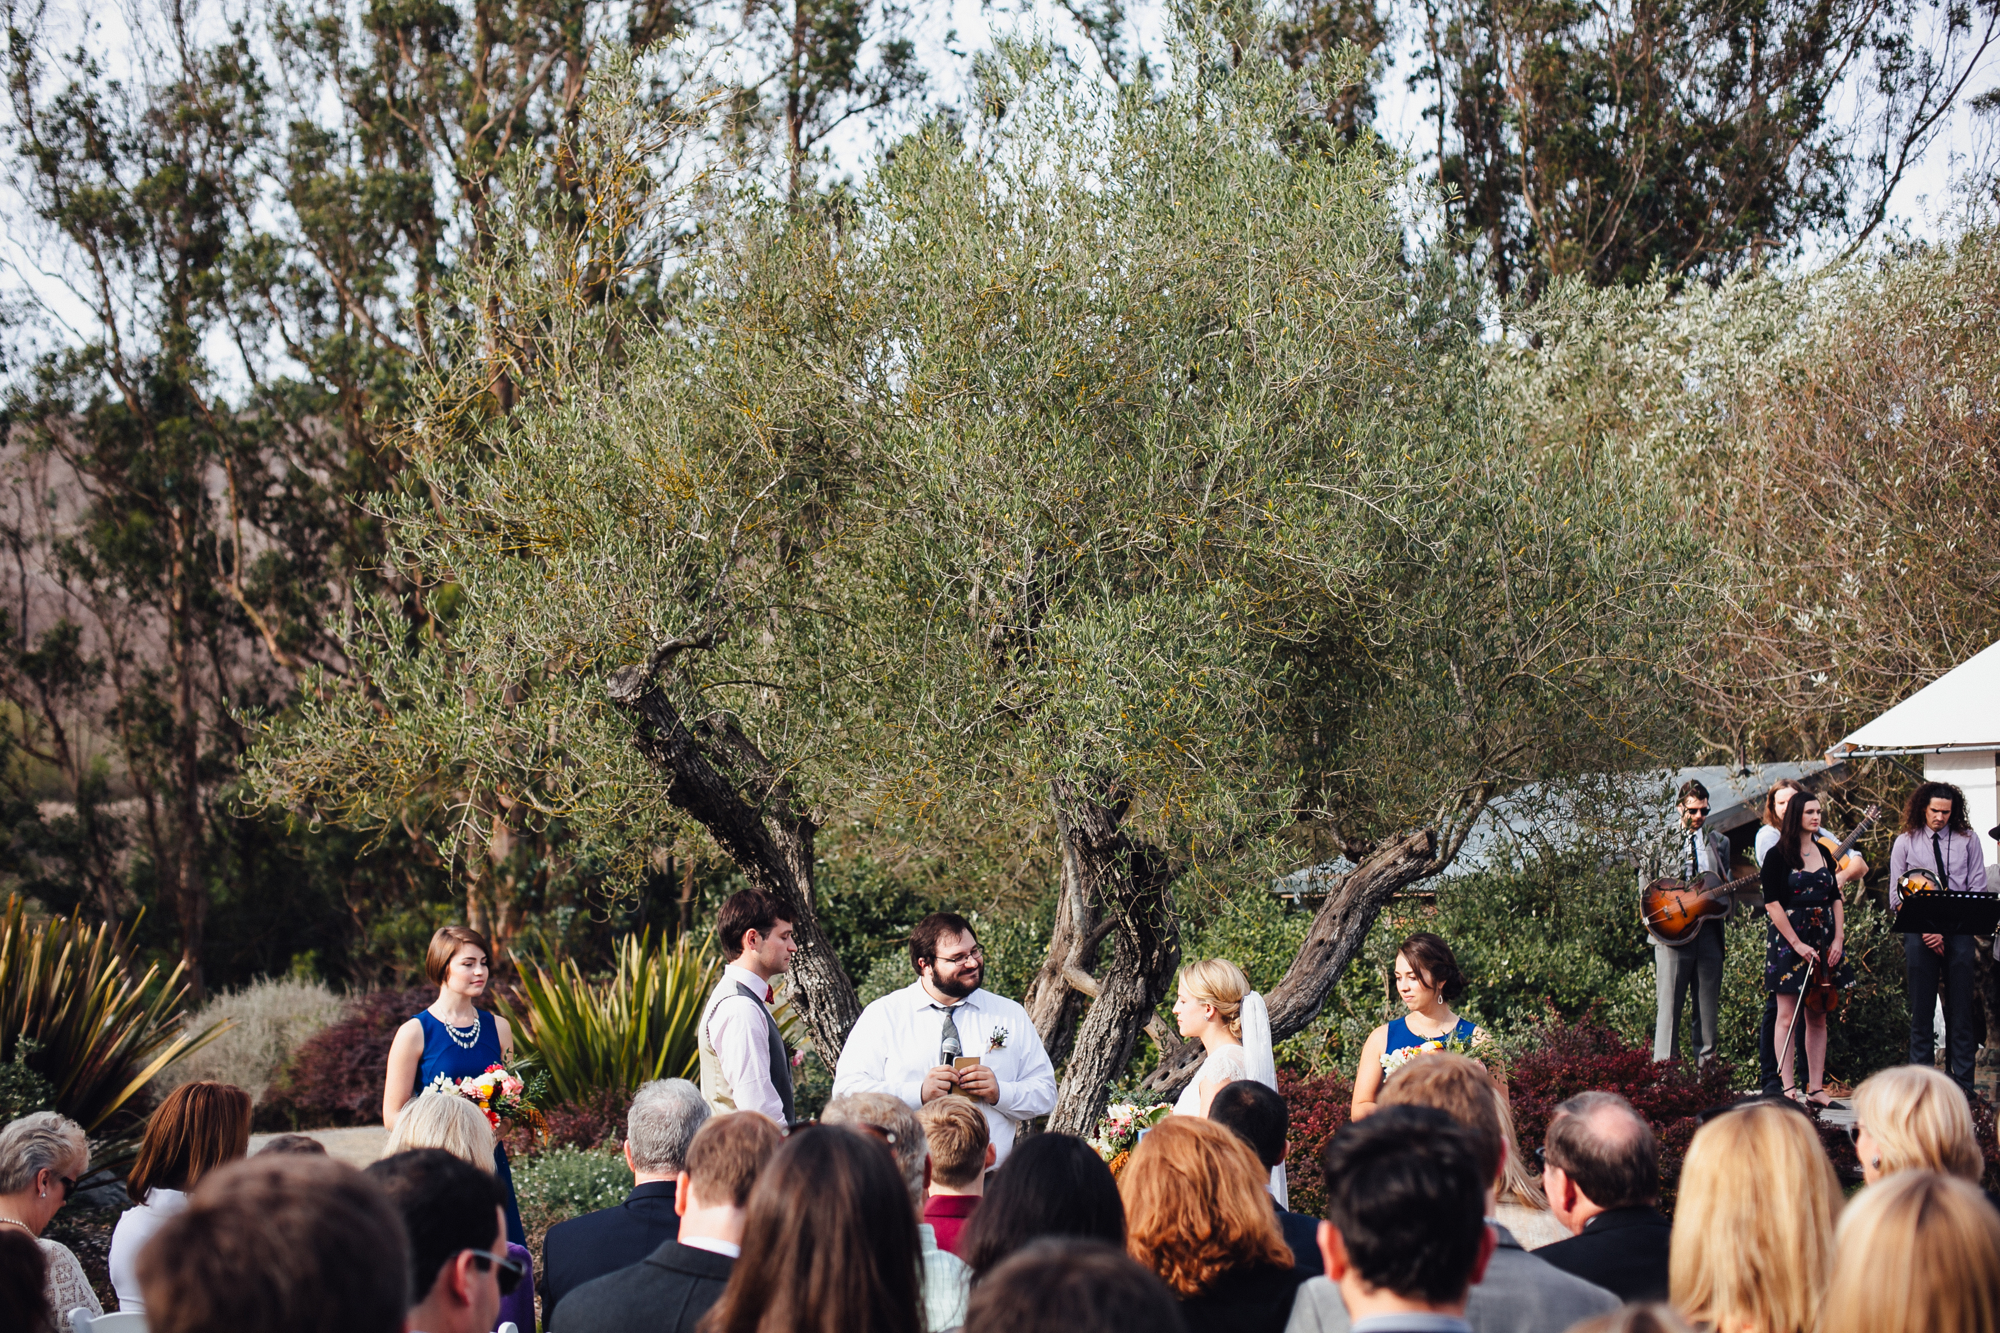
top-left (71, 1312), bottom-right (148, 1333)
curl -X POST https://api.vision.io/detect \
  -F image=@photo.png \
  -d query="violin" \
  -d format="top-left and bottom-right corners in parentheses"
top-left (1803, 954), bottom-right (1842, 1016)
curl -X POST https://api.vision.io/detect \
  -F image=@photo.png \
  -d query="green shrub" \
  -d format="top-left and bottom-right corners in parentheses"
top-left (154, 976), bottom-right (346, 1104)
top-left (513, 1144), bottom-right (632, 1236)
top-left (504, 932), bottom-right (719, 1103)
top-left (0, 1037), bottom-right (55, 1121)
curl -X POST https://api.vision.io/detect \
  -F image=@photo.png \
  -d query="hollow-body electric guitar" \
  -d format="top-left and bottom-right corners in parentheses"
top-left (1641, 806), bottom-right (1878, 946)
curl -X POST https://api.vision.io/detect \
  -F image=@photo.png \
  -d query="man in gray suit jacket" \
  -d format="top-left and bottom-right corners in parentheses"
top-left (1642, 779), bottom-right (1735, 1065)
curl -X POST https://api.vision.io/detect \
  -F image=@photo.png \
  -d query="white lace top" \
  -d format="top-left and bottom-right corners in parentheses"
top-left (1173, 1044), bottom-right (1251, 1117)
top-left (43, 1236), bottom-right (103, 1319)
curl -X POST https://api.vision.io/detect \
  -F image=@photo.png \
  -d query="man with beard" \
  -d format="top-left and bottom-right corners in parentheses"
top-left (832, 912), bottom-right (1057, 1166)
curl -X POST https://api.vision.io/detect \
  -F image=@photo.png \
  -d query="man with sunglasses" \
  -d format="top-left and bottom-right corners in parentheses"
top-left (833, 911), bottom-right (1056, 1167)
top-left (368, 1148), bottom-right (521, 1333)
top-left (1642, 779), bottom-right (1732, 1064)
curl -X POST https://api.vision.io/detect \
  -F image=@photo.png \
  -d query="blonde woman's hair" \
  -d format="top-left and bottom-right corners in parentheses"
top-left (1493, 1085), bottom-right (1547, 1209)
top-left (1671, 1104), bottom-right (1840, 1333)
top-left (1178, 958), bottom-right (1250, 1040)
top-left (384, 1092), bottom-right (496, 1171)
top-left (1851, 1064), bottom-right (1984, 1181)
top-left (1821, 1170), bottom-right (2000, 1333)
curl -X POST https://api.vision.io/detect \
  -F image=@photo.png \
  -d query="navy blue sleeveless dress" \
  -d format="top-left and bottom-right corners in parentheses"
top-left (1385, 1014), bottom-right (1478, 1055)
top-left (412, 1009), bottom-right (526, 1245)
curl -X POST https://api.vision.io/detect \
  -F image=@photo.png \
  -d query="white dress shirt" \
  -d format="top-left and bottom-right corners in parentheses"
top-left (832, 981), bottom-right (1056, 1165)
top-left (109, 1186), bottom-right (187, 1311)
top-left (706, 963), bottom-right (790, 1127)
top-left (678, 1234), bottom-right (743, 1259)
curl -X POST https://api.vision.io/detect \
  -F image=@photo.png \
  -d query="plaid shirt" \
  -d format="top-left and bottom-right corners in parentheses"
top-left (920, 1223), bottom-right (970, 1331)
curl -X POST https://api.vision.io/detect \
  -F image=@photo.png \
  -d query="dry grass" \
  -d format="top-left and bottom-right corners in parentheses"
top-left (152, 977), bottom-right (347, 1104)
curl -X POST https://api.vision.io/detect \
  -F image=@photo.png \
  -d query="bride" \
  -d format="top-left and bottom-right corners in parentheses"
top-left (1171, 957), bottom-right (1286, 1205)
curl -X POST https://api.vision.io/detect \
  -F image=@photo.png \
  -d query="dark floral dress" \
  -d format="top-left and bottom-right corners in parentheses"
top-left (1762, 838), bottom-right (1856, 995)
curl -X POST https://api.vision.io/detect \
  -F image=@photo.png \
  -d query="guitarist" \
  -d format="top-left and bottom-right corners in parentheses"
top-left (1644, 781), bottom-right (1733, 1064)
top-left (1888, 782), bottom-right (1989, 1096)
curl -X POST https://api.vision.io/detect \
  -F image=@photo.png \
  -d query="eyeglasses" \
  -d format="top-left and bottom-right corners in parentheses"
top-left (56, 1174), bottom-right (76, 1200)
top-left (934, 946), bottom-right (984, 967)
top-left (1845, 1121), bottom-right (1866, 1147)
top-left (466, 1248), bottom-right (526, 1296)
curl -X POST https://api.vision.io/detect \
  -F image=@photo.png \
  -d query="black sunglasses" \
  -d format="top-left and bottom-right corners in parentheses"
top-left (467, 1248), bottom-right (525, 1296)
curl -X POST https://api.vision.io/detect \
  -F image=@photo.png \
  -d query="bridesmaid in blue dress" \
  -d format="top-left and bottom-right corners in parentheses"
top-left (383, 925), bottom-right (526, 1245)
top-left (1350, 931), bottom-right (1488, 1119)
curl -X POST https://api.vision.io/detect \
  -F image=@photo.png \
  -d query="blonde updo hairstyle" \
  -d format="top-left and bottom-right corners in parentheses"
top-left (383, 1091), bottom-right (497, 1170)
top-left (1178, 959), bottom-right (1251, 1040)
top-left (1851, 1065), bottom-right (1983, 1181)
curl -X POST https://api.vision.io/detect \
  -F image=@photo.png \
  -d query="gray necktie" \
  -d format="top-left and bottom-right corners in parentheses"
top-left (940, 1006), bottom-right (963, 1064)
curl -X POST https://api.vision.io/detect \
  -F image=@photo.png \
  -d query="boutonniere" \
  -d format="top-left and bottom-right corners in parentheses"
top-left (988, 1026), bottom-right (1009, 1052)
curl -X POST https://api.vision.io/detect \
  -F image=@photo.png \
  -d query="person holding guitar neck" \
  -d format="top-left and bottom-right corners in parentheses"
top-left (1643, 780), bottom-right (1733, 1064)
top-left (1887, 781), bottom-right (1989, 1096)
top-left (1760, 792), bottom-right (1863, 1106)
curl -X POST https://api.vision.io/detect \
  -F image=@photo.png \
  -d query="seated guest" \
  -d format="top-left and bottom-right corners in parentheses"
top-left (1122, 1115), bottom-right (1305, 1333)
top-left (1564, 1307), bottom-right (1695, 1333)
top-left (702, 1123), bottom-right (925, 1333)
top-left (551, 1111), bottom-right (781, 1333)
top-left (0, 1111), bottom-right (100, 1319)
top-left (1490, 1089), bottom-right (1564, 1250)
top-left (959, 1131), bottom-right (1127, 1282)
top-left (1820, 1169), bottom-right (2000, 1333)
top-left (254, 1133), bottom-right (329, 1155)
top-left (381, 1090), bottom-right (537, 1333)
top-left (1533, 1091), bottom-right (1672, 1301)
top-left (1671, 1102), bottom-right (1839, 1333)
top-left (137, 1153), bottom-right (409, 1333)
top-left (366, 1149), bottom-right (516, 1333)
top-left (1848, 1064), bottom-right (1983, 1185)
top-left (1307, 1105), bottom-right (1497, 1333)
top-left (965, 1238), bottom-right (1189, 1333)
top-left (542, 1077), bottom-right (711, 1317)
top-left (1289, 1054), bottom-right (1618, 1333)
top-left (110, 1080), bottom-right (251, 1311)
top-left (1208, 1079), bottom-right (1324, 1275)
top-left (826, 1092), bottom-right (972, 1331)
top-left (918, 1094), bottom-right (994, 1256)
top-left (0, 1229), bottom-right (57, 1333)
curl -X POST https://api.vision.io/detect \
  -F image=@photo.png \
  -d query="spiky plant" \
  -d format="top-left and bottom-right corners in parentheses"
top-left (504, 933), bottom-right (720, 1103)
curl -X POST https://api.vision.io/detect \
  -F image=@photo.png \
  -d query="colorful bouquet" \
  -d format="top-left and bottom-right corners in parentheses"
top-left (1088, 1100), bottom-right (1172, 1176)
top-left (428, 1063), bottom-right (546, 1133)
top-left (1380, 1036), bottom-right (1475, 1075)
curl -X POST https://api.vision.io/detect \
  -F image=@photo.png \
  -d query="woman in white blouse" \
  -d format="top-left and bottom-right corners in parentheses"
top-left (108, 1080), bottom-right (251, 1310)
top-left (0, 1111), bottom-right (101, 1320)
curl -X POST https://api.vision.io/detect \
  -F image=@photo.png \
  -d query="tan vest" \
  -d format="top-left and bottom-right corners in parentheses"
top-left (697, 976), bottom-right (794, 1123)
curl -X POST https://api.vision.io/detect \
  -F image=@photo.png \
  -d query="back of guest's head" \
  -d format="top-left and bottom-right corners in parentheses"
top-left (1565, 1305), bottom-right (1696, 1333)
top-left (1545, 1090), bottom-right (1658, 1208)
top-left (919, 1094), bottom-right (991, 1187)
top-left (1851, 1065), bottom-right (1983, 1181)
top-left (686, 1111), bottom-right (783, 1207)
top-left (1491, 1084), bottom-right (1547, 1208)
top-left (365, 1148), bottom-right (507, 1306)
top-left (138, 1154), bottom-right (409, 1333)
top-left (128, 1080), bottom-right (252, 1202)
top-left (1672, 1103), bottom-right (1840, 1333)
top-left (1319, 1105), bottom-right (1489, 1305)
top-left (964, 1239), bottom-right (1189, 1333)
top-left (255, 1133), bottom-right (329, 1157)
top-left (1822, 1170), bottom-right (2000, 1333)
top-left (1208, 1079), bottom-right (1288, 1171)
top-left (0, 1110), bottom-right (88, 1193)
top-left (385, 1090), bottom-right (497, 1168)
top-left (960, 1131), bottom-right (1125, 1280)
top-left (0, 1228), bottom-right (54, 1333)
top-left (1377, 1053), bottom-right (1502, 1184)
top-left (824, 1091), bottom-right (927, 1209)
top-left (703, 1124), bottom-right (924, 1333)
top-left (627, 1077), bottom-right (711, 1174)
top-left (1120, 1114), bottom-right (1293, 1297)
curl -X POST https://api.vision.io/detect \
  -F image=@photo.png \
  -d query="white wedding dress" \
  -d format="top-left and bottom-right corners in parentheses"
top-left (1172, 992), bottom-right (1288, 1208)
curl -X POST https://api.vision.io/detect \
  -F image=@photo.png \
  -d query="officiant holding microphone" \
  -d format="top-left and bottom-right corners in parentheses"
top-left (833, 912), bottom-right (1056, 1165)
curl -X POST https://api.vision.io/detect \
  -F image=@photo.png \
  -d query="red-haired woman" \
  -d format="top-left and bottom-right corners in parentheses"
top-left (108, 1080), bottom-right (251, 1311)
top-left (383, 925), bottom-right (524, 1245)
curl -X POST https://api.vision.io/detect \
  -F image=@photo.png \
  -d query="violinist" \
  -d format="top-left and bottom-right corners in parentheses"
top-left (1887, 782), bottom-right (1989, 1096)
top-left (1759, 793), bottom-right (1861, 1106)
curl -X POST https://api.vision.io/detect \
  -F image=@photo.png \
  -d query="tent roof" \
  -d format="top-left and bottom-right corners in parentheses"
top-left (1833, 638), bottom-right (2000, 755)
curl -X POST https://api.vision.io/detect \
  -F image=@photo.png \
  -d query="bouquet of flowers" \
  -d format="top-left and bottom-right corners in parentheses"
top-left (1088, 1100), bottom-right (1172, 1176)
top-left (428, 1063), bottom-right (547, 1133)
top-left (1380, 1036), bottom-right (1475, 1076)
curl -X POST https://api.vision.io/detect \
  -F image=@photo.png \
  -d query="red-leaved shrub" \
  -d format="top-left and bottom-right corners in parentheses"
top-left (501, 1087), bottom-right (635, 1158)
top-left (1279, 1068), bottom-right (1354, 1219)
top-left (256, 988), bottom-right (434, 1131)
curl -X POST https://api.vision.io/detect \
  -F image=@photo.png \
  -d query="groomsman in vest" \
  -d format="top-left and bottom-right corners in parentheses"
top-left (832, 912), bottom-right (1056, 1166)
top-left (1888, 782), bottom-right (1991, 1096)
top-left (1643, 780), bottom-right (1731, 1064)
top-left (698, 889), bottom-right (797, 1127)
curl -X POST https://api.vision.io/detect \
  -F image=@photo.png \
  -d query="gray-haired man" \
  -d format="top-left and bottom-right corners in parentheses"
top-left (541, 1078), bottom-right (711, 1319)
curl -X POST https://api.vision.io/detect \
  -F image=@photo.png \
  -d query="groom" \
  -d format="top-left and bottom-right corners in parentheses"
top-left (832, 912), bottom-right (1056, 1165)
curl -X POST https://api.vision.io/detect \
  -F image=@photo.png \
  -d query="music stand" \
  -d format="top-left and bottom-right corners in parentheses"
top-left (1891, 892), bottom-right (2000, 936)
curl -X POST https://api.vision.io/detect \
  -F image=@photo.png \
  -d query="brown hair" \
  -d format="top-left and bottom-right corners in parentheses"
top-left (918, 1095), bottom-right (991, 1189)
top-left (1903, 781), bottom-right (1972, 835)
top-left (0, 1228), bottom-right (55, 1333)
top-left (423, 925), bottom-right (492, 985)
top-left (1851, 1065), bottom-right (1984, 1181)
top-left (128, 1081), bottom-right (252, 1203)
top-left (687, 1111), bottom-right (783, 1208)
top-left (715, 891), bottom-right (788, 962)
top-left (700, 1125), bottom-right (924, 1333)
top-left (254, 1134), bottom-right (329, 1156)
top-left (1565, 1306), bottom-right (1695, 1333)
top-left (1395, 933), bottom-right (1467, 1003)
top-left (1377, 1053), bottom-right (1503, 1187)
top-left (1822, 1170), bottom-right (2000, 1333)
top-left (136, 1154), bottom-right (409, 1333)
top-left (1544, 1091), bottom-right (1658, 1209)
top-left (1671, 1103), bottom-right (1840, 1333)
top-left (1762, 779), bottom-right (1807, 829)
top-left (1119, 1116), bottom-right (1293, 1297)
top-left (964, 1239), bottom-right (1185, 1333)
top-left (909, 912), bottom-right (977, 974)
